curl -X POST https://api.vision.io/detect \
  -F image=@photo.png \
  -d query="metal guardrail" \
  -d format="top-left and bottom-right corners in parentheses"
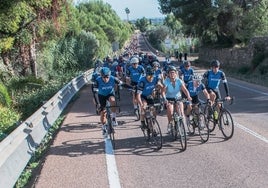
top-left (0, 69), bottom-right (93, 188)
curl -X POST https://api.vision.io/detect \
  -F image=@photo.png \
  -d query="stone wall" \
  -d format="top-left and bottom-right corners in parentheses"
top-left (198, 37), bottom-right (268, 67)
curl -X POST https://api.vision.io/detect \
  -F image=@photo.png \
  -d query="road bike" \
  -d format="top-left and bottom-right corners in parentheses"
top-left (141, 103), bottom-right (163, 150)
top-left (204, 97), bottom-right (234, 139)
top-left (103, 101), bottom-right (120, 149)
top-left (167, 100), bottom-right (187, 151)
top-left (186, 102), bottom-right (209, 143)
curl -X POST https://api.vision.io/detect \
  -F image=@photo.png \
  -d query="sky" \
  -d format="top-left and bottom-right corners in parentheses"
top-left (74, 0), bottom-right (165, 20)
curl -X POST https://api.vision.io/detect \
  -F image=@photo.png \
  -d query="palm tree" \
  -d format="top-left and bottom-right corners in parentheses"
top-left (125, 7), bottom-right (130, 21)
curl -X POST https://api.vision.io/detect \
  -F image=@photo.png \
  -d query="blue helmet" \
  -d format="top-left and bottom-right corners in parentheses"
top-left (146, 66), bottom-right (154, 75)
top-left (100, 67), bottom-right (111, 76)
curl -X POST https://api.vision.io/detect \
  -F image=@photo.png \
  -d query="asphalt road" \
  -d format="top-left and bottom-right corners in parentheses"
top-left (30, 34), bottom-right (268, 188)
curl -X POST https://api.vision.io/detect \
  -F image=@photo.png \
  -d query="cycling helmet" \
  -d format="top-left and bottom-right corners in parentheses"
top-left (130, 57), bottom-right (139, 64)
top-left (95, 59), bottom-right (103, 68)
top-left (153, 61), bottom-right (160, 67)
top-left (100, 67), bottom-right (111, 77)
top-left (183, 60), bottom-right (191, 67)
top-left (192, 74), bottom-right (202, 81)
top-left (146, 66), bottom-right (155, 75)
top-left (211, 60), bottom-right (220, 67)
top-left (168, 65), bottom-right (177, 73)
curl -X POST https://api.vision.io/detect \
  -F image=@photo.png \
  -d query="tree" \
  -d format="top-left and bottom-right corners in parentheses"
top-left (158, 0), bottom-right (268, 46)
top-left (135, 17), bottom-right (150, 32)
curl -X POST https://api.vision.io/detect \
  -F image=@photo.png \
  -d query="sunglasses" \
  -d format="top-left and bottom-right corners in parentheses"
top-left (102, 76), bottom-right (110, 78)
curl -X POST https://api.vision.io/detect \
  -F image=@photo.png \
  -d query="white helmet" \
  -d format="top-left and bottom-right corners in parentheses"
top-left (130, 57), bottom-right (139, 64)
top-left (192, 74), bottom-right (202, 81)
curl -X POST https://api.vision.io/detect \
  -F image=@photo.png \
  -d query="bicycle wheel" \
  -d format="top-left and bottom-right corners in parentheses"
top-left (107, 123), bottom-right (115, 149)
top-left (197, 113), bottom-right (209, 143)
top-left (204, 105), bottom-right (216, 132)
top-left (186, 116), bottom-right (195, 135)
top-left (149, 118), bottom-right (162, 150)
top-left (106, 112), bottom-right (115, 149)
top-left (95, 104), bottom-right (100, 115)
top-left (142, 119), bottom-right (150, 141)
top-left (134, 108), bottom-right (140, 121)
top-left (171, 121), bottom-right (177, 141)
top-left (219, 109), bottom-right (234, 139)
top-left (176, 120), bottom-right (187, 151)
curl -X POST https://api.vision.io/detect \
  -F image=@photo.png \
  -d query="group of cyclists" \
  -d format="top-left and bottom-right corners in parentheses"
top-left (91, 51), bottom-right (231, 137)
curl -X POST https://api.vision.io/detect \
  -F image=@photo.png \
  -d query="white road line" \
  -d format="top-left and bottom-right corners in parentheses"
top-left (229, 82), bottom-right (268, 96)
top-left (235, 122), bottom-right (268, 144)
top-left (105, 138), bottom-right (121, 188)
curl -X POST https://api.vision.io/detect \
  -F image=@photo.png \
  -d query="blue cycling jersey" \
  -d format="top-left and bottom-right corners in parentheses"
top-left (155, 69), bottom-right (162, 78)
top-left (126, 65), bottom-right (145, 83)
top-left (91, 72), bottom-right (100, 83)
top-left (163, 62), bottom-right (175, 72)
top-left (94, 76), bottom-right (120, 96)
top-left (103, 63), bottom-right (117, 76)
top-left (179, 67), bottom-right (194, 84)
top-left (187, 81), bottom-right (206, 97)
top-left (163, 77), bottom-right (183, 99)
top-left (137, 76), bottom-right (159, 96)
top-left (204, 70), bottom-right (227, 90)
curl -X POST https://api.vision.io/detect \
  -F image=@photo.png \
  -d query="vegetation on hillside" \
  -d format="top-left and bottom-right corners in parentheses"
top-left (0, 0), bottom-right (133, 139)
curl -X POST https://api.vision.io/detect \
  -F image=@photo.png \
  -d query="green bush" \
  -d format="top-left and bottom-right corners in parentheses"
top-left (237, 66), bottom-right (251, 74)
top-left (0, 105), bottom-right (20, 139)
top-left (258, 65), bottom-right (268, 75)
top-left (0, 83), bottom-right (11, 107)
top-left (13, 71), bottom-right (77, 120)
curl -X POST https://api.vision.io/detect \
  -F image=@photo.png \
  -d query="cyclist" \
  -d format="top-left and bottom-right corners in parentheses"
top-left (116, 55), bottom-right (127, 80)
top-left (185, 74), bottom-right (210, 118)
top-left (162, 56), bottom-right (175, 78)
top-left (162, 66), bottom-right (192, 133)
top-left (152, 61), bottom-right (164, 81)
top-left (136, 66), bottom-right (163, 129)
top-left (103, 55), bottom-right (117, 77)
top-left (93, 67), bottom-right (122, 135)
top-left (179, 60), bottom-right (194, 86)
top-left (126, 57), bottom-right (145, 112)
top-left (203, 60), bottom-right (231, 104)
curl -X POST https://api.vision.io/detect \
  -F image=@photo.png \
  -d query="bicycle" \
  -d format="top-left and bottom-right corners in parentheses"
top-left (204, 97), bottom-right (234, 139)
top-left (103, 101), bottom-right (120, 149)
top-left (141, 103), bottom-right (163, 150)
top-left (186, 102), bottom-right (209, 143)
top-left (167, 100), bottom-right (187, 151)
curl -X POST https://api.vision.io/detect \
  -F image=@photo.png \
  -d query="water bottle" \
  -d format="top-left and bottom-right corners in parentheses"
top-left (214, 110), bottom-right (218, 120)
